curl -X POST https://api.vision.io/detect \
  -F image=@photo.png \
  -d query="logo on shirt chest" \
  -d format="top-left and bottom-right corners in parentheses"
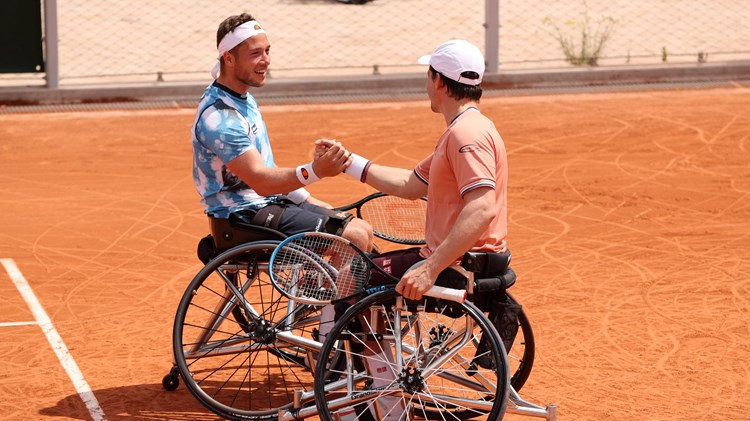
top-left (251, 124), bottom-right (259, 135)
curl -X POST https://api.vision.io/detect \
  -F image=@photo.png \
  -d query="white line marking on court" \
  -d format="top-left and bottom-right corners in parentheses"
top-left (1, 258), bottom-right (107, 421)
top-left (0, 321), bottom-right (38, 327)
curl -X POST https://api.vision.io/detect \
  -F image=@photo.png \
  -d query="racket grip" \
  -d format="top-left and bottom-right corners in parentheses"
top-left (425, 285), bottom-right (466, 303)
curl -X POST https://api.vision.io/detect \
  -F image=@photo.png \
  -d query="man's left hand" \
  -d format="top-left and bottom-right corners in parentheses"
top-left (395, 262), bottom-right (436, 301)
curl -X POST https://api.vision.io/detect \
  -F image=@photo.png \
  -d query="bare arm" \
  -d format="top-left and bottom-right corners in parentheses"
top-left (305, 195), bottom-right (333, 209)
top-left (362, 164), bottom-right (428, 200)
top-left (314, 139), bottom-right (427, 200)
top-left (395, 187), bottom-right (496, 300)
top-left (228, 143), bottom-right (350, 196)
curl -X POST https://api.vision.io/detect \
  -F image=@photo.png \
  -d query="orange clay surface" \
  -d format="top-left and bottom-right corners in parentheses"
top-left (1, 86), bottom-right (749, 420)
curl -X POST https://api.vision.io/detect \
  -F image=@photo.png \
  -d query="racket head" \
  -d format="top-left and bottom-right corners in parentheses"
top-left (333, 191), bottom-right (386, 212)
top-left (269, 232), bottom-right (370, 305)
top-left (356, 194), bottom-right (427, 244)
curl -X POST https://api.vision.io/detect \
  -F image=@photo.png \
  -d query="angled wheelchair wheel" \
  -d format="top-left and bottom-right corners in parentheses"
top-left (173, 241), bottom-right (333, 420)
top-left (313, 289), bottom-right (510, 421)
top-left (508, 296), bottom-right (535, 391)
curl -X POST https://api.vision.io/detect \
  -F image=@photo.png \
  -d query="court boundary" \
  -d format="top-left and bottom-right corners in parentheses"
top-left (1, 259), bottom-right (106, 421)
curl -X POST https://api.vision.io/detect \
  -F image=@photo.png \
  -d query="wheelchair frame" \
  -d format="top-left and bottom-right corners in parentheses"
top-left (164, 214), bottom-right (557, 420)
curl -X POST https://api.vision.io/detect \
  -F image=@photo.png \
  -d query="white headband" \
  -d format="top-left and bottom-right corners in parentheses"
top-left (211, 20), bottom-right (266, 79)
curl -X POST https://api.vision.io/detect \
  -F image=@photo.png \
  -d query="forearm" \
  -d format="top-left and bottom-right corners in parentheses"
top-left (396, 191), bottom-right (495, 300)
top-left (305, 195), bottom-right (333, 209)
top-left (342, 153), bottom-right (426, 199)
top-left (229, 163), bottom-right (304, 196)
top-left (423, 190), bottom-right (496, 275)
top-left (228, 144), bottom-right (348, 197)
top-left (363, 164), bottom-right (423, 199)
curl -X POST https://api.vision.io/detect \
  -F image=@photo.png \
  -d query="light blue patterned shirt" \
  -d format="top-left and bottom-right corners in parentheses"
top-left (191, 82), bottom-right (278, 218)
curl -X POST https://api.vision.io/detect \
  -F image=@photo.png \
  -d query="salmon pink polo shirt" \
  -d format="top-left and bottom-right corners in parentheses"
top-left (414, 108), bottom-right (508, 259)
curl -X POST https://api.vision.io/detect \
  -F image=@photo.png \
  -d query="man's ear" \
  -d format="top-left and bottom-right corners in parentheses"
top-left (222, 51), bottom-right (234, 67)
top-left (428, 69), bottom-right (441, 88)
top-left (434, 74), bottom-right (446, 91)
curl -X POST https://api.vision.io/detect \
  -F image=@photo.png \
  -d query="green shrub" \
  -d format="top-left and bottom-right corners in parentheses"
top-left (543, 1), bottom-right (616, 66)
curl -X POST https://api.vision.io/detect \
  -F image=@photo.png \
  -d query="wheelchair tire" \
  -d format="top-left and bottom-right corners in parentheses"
top-left (313, 289), bottom-right (510, 421)
top-left (509, 299), bottom-right (535, 391)
top-left (172, 241), bottom-right (331, 420)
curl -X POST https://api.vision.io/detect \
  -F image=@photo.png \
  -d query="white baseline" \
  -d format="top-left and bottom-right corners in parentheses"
top-left (1, 258), bottom-right (107, 421)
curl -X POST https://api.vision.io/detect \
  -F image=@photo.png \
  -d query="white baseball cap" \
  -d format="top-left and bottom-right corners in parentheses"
top-left (418, 40), bottom-right (485, 86)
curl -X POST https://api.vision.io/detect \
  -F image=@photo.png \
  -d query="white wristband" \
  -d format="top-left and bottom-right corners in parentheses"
top-left (295, 162), bottom-right (320, 186)
top-left (287, 187), bottom-right (311, 204)
top-left (344, 153), bottom-right (371, 183)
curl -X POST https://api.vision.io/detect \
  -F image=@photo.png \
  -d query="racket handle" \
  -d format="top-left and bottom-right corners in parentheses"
top-left (425, 285), bottom-right (466, 303)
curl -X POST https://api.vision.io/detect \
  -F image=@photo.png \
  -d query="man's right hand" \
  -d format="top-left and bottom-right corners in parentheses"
top-left (312, 139), bottom-right (352, 177)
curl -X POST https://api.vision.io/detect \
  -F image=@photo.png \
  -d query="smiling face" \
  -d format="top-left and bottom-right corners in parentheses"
top-left (220, 33), bottom-right (271, 91)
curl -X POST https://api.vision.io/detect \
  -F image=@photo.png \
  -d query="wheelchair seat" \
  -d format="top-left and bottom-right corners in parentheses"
top-left (197, 215), bottom-right (288, 264)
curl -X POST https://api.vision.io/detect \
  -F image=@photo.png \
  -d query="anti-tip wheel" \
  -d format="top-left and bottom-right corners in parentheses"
top-left (162, 371), bottom-right (179, 391)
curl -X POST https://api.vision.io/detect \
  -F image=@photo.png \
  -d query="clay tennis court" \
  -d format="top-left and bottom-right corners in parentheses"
top-left (1, 84), bottom-right (749, 420)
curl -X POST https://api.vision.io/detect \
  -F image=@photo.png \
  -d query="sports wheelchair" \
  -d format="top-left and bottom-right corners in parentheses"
top-left (307, 252), bottom-right (556, 421)
top-left (162, 199), bottom-right (555, 420)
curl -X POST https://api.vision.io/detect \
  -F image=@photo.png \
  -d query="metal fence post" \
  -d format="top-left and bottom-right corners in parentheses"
top-left (485, 0), bottom-right (500, 73)
top-left (44, 0), bottom-right (59, 88)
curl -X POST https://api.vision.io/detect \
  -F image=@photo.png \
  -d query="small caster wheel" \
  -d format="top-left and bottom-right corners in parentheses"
top-left (162, 371), bottom-right (179, 391)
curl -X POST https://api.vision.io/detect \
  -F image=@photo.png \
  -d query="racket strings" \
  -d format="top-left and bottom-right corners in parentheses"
top-left (272, 235), bottom-right (367, 302)
top-left (325, 240), bottom-right (368, 298)
top-left (272, 259), bottom-right (336, 303)
top-left (360, 197), bottom-right (426, 242)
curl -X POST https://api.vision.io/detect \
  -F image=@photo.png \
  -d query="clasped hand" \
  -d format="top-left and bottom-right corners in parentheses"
top-left (312, 139), bottom-right (351, 177)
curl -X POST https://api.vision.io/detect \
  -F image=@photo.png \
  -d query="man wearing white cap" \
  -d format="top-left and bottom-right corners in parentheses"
top-left (191, 13), bottom-right (373, 252)
top-left (336, 39), bottom-right (509, 300)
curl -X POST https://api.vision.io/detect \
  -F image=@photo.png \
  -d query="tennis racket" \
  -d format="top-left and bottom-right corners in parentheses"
top-left (269, 232), bottom-right (466, 305)
top-left (334, 192), bottom-right (427, 245)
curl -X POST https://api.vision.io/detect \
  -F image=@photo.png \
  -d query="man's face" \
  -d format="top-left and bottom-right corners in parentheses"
top-left (228, 34), bottom-right (271, 88)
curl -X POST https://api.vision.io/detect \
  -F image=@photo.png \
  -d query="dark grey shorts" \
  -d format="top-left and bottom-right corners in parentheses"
top-left (231, 200), bottom-right (353, 237)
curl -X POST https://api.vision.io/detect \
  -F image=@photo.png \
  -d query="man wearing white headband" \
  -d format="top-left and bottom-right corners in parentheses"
top-left (331, 39), bottom-right (510, 304)
top-left (191, 13), bottom-right (373, 252)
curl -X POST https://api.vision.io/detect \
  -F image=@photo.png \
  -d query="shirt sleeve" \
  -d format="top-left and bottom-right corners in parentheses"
top-left (197, 105), bottom-right (254, 164)
top-left (447, 131), bottom-right (497, 197)
top-left (414, 153), bottom-right (433, 185)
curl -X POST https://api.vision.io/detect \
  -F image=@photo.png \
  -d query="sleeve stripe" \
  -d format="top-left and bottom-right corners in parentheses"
top-left (414, 168), bottom-right (429, 185)
top-left (460, 181), bottom-right (496, 197)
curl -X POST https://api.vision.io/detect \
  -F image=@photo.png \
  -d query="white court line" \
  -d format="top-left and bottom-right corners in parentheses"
top-left (0, 321), bottom-right (38, 327)
top-left (1, 258), bottom-right (107, 421)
